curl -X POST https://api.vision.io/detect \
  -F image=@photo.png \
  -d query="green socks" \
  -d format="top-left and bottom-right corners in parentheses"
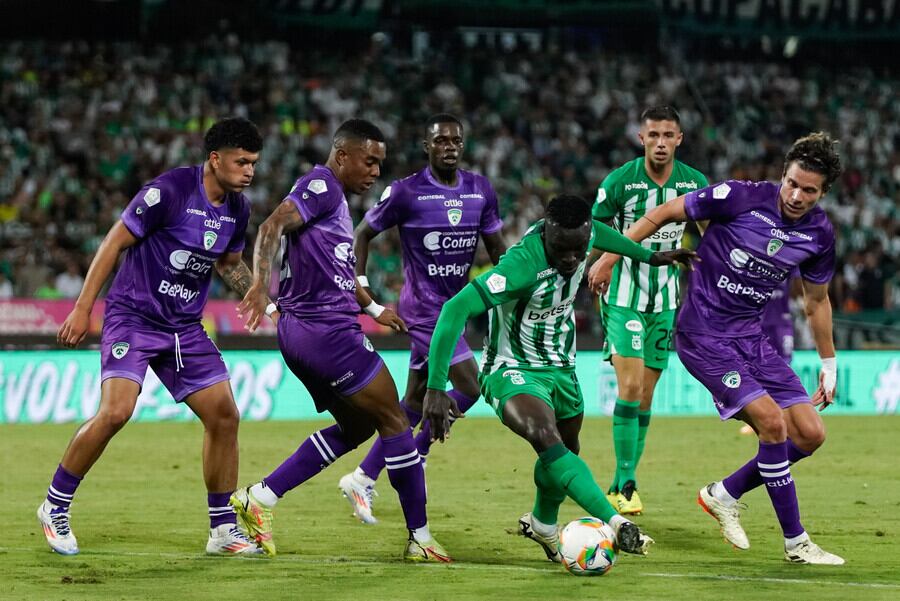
top-left (634, 409), bottom-right (652, 470)
top-left (538, 443), bottom-right (617, 523)
top-left (611, 398), bottom-right (640, 491)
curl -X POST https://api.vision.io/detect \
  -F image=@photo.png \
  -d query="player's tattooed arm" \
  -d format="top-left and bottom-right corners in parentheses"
top-left (215, 254), bottom-right (254, 297)
top-left (238, 200), bottom-right (305, 332)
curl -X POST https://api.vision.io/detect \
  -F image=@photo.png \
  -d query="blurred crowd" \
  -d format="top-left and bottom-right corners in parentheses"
top-left (0, 38), bottom-right (897, 319)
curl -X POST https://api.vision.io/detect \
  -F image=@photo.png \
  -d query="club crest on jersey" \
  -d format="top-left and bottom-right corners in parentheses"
top-left (143, 187), bottom-right (160, 206)
top-left (308, 179), bottom-right (328, 194)
top-left (203, 231), bottom-right (218, 251)
top-left (767, 238), bottom-right (784, 256)
top-left (447, 208), bottom-right (462, 226)
top-left (713, 183), bottom-right (731, 199)
top-left (722, 371), bottom-right (741, 389)
top-left (111, 342), bottom-right (130, 359)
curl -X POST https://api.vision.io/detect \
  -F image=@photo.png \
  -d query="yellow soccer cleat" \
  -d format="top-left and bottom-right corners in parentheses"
top-left (614, 481), bottom-right (643, 516)
top-left (404, 533), bottom-right (452, 563)
top-left (230, 485), bottom-right (276, 556)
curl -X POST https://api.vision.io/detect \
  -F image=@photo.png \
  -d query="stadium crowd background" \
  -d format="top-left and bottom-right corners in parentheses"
top-left (0, 34), bottom-right (896, 341)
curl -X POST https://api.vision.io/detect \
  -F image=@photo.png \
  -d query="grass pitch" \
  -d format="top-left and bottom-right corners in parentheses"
top-left (1, 416), bottom-right (898, 600)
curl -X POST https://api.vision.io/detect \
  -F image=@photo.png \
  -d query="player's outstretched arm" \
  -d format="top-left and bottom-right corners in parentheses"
top-left (58, 221), bottom-right (137, 348)
top-left (802, 280), bottom-right (837, 410)
top-left (238, 200), bottom-right (304, 332)
top-left (423, 284), bottom-right (487, 441)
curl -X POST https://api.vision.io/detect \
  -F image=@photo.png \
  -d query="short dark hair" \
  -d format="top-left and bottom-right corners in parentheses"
top-left (784, 132), bottom-right (843, 192)
top-left (425, 113), bottom-right (463, 133)
top-left (546, 195), bottom-right (591, 229)
top-left (333, 119), bottom-right (386, 147)
top-left (204, 117), bottom-right (263, 156)
top-left (640, 105), bottom-right (681, 125)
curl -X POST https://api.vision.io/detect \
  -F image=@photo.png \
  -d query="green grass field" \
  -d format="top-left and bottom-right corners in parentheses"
top-left (2, 416), bottom-right (898, 600)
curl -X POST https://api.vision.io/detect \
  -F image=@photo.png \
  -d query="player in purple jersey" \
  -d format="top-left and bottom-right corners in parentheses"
top-left (589, 132), bottom-right (845, 565)
top-left (761, 275), bottom-right (798, 362)
top-left (39, 118), bottom-right (265, 556)
top-left (230, 119), bottom-right (450, 562)
top-left (337, 114), bottom-right (507, 524)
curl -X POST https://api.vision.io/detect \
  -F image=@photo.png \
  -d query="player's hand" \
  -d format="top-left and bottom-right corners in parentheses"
top-left (812, 363), bottom-right (837, 411)
top-left (649, 248), bottom-right (700, 270)
top-left (237, 282), bottom-right (269, 333)
top-left (423, 388), bottom-right (464, 443)
top-left (588, 257), bottom-right (614, 295)
top-left (269, 309), bottom-right (280, 327)
top-left (375, 308), bottom-right (407, 333)
top-left (57, 306), bottom-right (91, 348)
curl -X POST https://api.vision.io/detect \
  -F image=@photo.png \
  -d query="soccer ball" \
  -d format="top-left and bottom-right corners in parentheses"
top-left (558, 517), bottom-right (617, 576)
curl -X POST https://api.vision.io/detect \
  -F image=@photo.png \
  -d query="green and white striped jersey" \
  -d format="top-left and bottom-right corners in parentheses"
top-left (470, 220), bottom-right (651, 374)
top-left (593, 157), bottom-right (708, 312)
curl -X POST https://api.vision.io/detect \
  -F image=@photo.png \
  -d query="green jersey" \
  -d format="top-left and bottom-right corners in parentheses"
top-left (470, 220), bottom-right (653, 375)
top-left (592, 157), bottom-right (707, 312)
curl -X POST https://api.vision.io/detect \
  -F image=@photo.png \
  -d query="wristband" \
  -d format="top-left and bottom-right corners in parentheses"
top-left (363, 300), bottom-right (385, 319)
top-left (356, 275), bottom-right (370, 288)
top-left (265, 302), bottom-right (277, 317)
top-left (820, 356), bottom-right (837, 395)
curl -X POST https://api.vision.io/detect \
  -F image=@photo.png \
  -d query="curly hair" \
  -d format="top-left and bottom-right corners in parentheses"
top-left (546, 194), bottom-right (591, 229)
top-left (784, 132), bottom-right (842, 192)
top-left (204, 117), bottom-right (262, 155)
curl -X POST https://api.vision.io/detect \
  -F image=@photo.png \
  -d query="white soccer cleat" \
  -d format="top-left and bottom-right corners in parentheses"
top-left (785, 539), bottom-right (845, 565)
top-left (698, 483), bottom-right (750, 550)
top-left (37, 500), bottom-right (79, 555)
top-left (339, 472), bottom-right (378, 525)
top-left (206, 524), bottom-right (264, 556)
top-left (517, 512), bottom-right (561, 563)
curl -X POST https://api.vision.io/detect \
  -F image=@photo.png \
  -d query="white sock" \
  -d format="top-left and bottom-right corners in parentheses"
top-left (353, 466), bottom-right (376, 487)
top-left (608, 515), bottom-right (628, 532)
top-left (250, 482), bottom-right (278, 507)
top-left (712, 481), bottom-right (738, 505)
top-left (530, 515), bottom-right (557, 538)
top-left (784, 531), bottom-right (809, 549)
top-left (411, 525), bottom-right (432, 543)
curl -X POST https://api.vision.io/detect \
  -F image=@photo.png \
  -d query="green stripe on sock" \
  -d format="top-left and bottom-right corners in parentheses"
top-left (613, 402), bottom-right (640, 419)
top-left (538, 442), bottom-right (568, 466)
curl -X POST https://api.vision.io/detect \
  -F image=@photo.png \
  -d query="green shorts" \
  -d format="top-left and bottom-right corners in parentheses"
top-left (479, 366), bottom-right (584, 421)
top-left (600, 302), bottom-right (675, 370)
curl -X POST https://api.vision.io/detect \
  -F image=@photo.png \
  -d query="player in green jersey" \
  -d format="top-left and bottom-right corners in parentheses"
top-left (422, 195), bottom-right (696, 561)
top-left (590, 106), bottom-right (709, 515)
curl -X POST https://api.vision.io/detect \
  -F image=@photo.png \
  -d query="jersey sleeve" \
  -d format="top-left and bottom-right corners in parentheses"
top-left (470, 241), bottom-right (538, 308)
top-left (120, 178), bottom-right (180, 239)
top-left (479, 178), bottom-right (503, 235)
top-left (591, 220), bottom-right (654, 261)
top-left (799, 225), bottom-right (836, 284)
top-left (364, 182), bottom-right (404, 233)
top-left (426, 284), bottom-right (485, 390)
top-left (285, 177), bottom-right (342, 224)
top-left (592, 171), bottom-right (620, 221)
top-left (226, 197), bottom-right (251, 254)
top-left (684, 180), bottom-right (752, 222)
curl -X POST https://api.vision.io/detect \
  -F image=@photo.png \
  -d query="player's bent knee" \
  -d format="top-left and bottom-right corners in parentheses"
top-left (755, 414), bottom-right (787, 441)
top-left (526, 423), bottom-right (563, 452)
top-left (97, 408), bottom-right (132, 432)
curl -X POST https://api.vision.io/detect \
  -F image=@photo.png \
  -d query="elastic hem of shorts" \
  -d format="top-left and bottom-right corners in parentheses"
top-left (339, 357), bottom-right (385, 397)
top-left (411, 349), bottom-right (475, 371)
top-left (718, 387), bottom-right (767, 420)
top-left (101, 371), bottom-right (145, 388)
top-left (174, 373), bottom-right (231, 403)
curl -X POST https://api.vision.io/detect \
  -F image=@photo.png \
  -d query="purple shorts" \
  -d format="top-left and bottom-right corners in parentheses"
top-left (407, 323), bottom-right (474, 371)
top-left (277, 312), bottom-right (384, 411)
top-left (762, 324), bottom-right (794, 362)
top-left (675, 329), bottom-right (809, 420)
top-left (101, 314), bottom-right (229, 402)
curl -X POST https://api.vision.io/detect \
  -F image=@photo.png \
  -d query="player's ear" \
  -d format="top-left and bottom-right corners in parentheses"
top-left (208, 150), bottom-right (220, 169)
top-left (675, 131), bottom-right (684, 147)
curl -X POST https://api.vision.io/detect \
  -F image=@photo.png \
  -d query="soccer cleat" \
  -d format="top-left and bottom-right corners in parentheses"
top-left (698, 483), bottom-right (750, 550)
top-left (785, 539), bottom-right (845, 565)
top-left (615, 481), bottom-right (644, 515)
top-left (615, 521), bottom-right (654, 555)
top-left (206, 524), bottom-right (264, 556)
top-left (517, 512), bottom-right (562, 563)
top-left (229, 486), bottom-right (276, 556)
top-left (338, 472), bottom-right (378, 525)
top-left (37, 501), bottom-right (79, 555)
top-left (404, 533), bottom-right (452, 563)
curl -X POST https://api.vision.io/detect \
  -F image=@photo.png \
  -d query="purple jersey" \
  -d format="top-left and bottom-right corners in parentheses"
top-left (106, 165), bottom-right (250, 330)
top-left (680, 180), bottom-right (835, 335)
top-left (364, 167), bottom-right (502, 327)
top-left (277, 165), bottom-right (359, 317)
